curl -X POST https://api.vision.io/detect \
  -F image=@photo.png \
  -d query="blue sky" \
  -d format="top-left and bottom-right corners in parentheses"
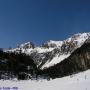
top-left (0, 0), bottom-right (90, 48)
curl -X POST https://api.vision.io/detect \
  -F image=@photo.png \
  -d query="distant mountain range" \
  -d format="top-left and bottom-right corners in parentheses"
top-left (5, 32), bottom-right (90, 69)
top-left (0, 32), bottom-right (90, 80)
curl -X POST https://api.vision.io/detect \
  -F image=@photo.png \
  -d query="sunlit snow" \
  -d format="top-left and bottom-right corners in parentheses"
top-left (0, 70), bottom-right (90, 90)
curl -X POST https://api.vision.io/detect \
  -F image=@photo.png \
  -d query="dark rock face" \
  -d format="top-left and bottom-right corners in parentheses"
top-left (40, 41), bottom-right (90, 79)
top-left (85, 37), bottom-right (90, 44)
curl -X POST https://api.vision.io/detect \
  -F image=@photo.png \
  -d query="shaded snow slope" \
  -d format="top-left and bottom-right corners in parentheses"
top-left (1, 69), bottom-right (90, 90)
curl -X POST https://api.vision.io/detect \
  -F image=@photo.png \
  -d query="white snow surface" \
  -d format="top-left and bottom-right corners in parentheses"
top-left (41, 54), bottom-right (70, 69)
top-left (66, 32), bottom-right (90, 46)
top-left (46, 40), bottom-right (63, 47)
top-left (34, 47), bottom-right (54, 53)
top-left (1, 69), bottom-right (90, 90)
top-left (6, 47), bottom-right (54, 54)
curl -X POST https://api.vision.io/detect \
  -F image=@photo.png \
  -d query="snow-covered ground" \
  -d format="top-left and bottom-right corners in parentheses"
top-left (0, 70), bottom-right (90, 90)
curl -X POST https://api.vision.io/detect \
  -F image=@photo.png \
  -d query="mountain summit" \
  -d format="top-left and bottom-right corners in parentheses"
top-left (5, 32), bottom-right (90, 69)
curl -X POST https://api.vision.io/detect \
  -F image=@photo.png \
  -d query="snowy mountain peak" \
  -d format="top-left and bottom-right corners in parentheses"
top-left (42, 40), bottom-right (63, 48)
top-left (18, 42), bottom-right (35, 49)
top-left (41, 32), bottom-right (90, 49)
top-left (66, 32), bottom-right (90, 43)
top-left (61, 32), bottom-right (90, 52)
top-left (16, 32), bottom-right (90, 50)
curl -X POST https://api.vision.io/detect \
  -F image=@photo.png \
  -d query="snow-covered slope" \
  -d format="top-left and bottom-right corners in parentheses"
top-left (41, 54), bottom-right (70, 69)
top-left (5, 32), bottom-right (90, 69)
top-left (1, 69), bottom-right (90, 90)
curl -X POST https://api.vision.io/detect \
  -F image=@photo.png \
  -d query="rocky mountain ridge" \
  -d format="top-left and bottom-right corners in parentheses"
top-left (40, 37), bottom-right (90, 79)
top-left (5, 32), bottom-right (90, 69)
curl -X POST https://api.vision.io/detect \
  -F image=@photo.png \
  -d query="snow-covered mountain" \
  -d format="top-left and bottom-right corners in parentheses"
top-left (5, 32), bottom-right (90, 69)
top-left (1, 35), bottom-right (90, 80)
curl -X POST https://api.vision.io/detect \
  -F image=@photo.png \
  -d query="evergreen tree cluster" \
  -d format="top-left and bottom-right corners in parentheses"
top-left (0, 49), bottom-right (38, 80)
